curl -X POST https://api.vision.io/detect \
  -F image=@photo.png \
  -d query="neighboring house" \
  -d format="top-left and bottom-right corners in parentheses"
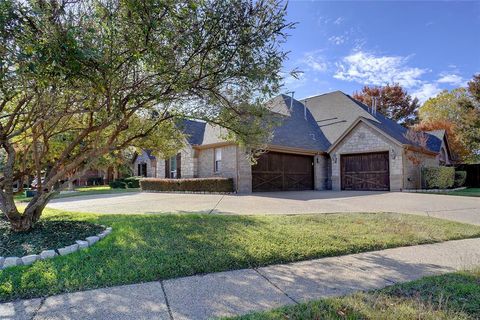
top-left (133, 91), bottom-right (452, 193)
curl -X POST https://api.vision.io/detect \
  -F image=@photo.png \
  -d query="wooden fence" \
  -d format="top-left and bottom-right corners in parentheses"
top-left (455, 164), bottom-right (480, 187)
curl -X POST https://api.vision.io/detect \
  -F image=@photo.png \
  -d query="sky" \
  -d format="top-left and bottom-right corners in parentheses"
top-left (281, 0), bottom-right (480, 103)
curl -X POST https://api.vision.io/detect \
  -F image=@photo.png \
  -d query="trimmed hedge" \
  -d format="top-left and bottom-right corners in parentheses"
top-left (422, 166), bottom-right (455, 189)
top-left (454, 171), bottom-right (467, 188)
top-left (109, 176), bottom-right (141, 189)
top-left (109, 180), bottom-right (127, 189)
top-left (140, 178), bottom-right (234, 193)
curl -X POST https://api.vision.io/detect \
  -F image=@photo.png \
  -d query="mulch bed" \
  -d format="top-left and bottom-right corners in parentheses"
top-left (0, 218), bottom-right (105, 257)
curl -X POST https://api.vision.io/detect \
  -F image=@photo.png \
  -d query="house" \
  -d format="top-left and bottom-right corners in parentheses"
top-left (133, 91), bottom-right (452, 193)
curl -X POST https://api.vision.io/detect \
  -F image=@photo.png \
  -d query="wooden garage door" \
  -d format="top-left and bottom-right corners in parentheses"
top-left (341, 152), bottom-right (390, 191)
top-left (252, 152), bottom-right (314, 192)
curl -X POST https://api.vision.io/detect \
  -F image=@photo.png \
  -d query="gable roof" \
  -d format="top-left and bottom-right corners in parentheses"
top-left (269, 95), bottom-right (330, 152)
top-left (178, 119), bottom-right (206, 145)
top-left (304, 91), bottom-right (442, 154)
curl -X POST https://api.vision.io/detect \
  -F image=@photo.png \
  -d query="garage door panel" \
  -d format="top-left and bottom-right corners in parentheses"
top-left (341, 152), bottom-right (389, 191)
top-left (252, 152), bottom-right (313, 192)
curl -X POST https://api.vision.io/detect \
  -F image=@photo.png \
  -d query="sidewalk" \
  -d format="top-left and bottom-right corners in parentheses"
top-left (2, 238), bottom-right (480, 320)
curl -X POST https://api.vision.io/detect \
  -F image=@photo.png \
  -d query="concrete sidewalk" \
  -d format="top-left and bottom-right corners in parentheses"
top-left (2, 238), bottom-right (480, 320)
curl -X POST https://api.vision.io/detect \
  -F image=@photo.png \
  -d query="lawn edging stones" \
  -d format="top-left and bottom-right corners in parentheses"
top-left (0, 226), bottom-right (112, 270)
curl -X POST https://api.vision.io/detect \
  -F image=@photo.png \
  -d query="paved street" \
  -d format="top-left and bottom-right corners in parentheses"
top-left (47, 190), bottom-right (480, 225)
top-left (2, 238), bottom-right (480, 320)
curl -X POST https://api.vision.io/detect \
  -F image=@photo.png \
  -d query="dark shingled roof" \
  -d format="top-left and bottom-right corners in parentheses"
top-left (271, 95), bottom-right (331, 151)
top-left (178, 119), bottom-right (206, 145)
top-left (345, 94), bottom-right (442, 153)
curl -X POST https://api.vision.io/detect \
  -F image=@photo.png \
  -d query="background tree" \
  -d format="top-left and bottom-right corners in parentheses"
top-left (468, 73), bottom-right (480, 103)
top-left (0, 0), bottom-right (293, 231)
top-left (418, 87), bottom-right (480, 163)
top-left (353, 83), bottom-right (420, 126)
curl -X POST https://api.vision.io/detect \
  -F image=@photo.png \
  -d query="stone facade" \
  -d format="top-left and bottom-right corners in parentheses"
top-left (197, 144), bottom-right (252, 193)
top-left (403, 150), bottom-right (437, 189)
top-left (330, 122), bottom-right (404, 191)
top-left (132, 150), bottom-right (156, 177)
top-left (313, 154), bottom-right (329, 190)
top-left (156, 146), bottom-right (196, 178)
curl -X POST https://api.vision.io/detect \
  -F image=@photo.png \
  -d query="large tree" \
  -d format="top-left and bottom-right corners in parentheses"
top-left (0, 0), bottom-right (292, 231)
top-left (353, 83), bottom-right (420, 126)
top-left (418, 87), bottom-right (480, 163)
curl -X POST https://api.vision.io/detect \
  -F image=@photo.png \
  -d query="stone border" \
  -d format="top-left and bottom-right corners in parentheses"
top-left (403, 187), bottom-right (466, 193)
top-left (0, 226), bottom-right (112, 270)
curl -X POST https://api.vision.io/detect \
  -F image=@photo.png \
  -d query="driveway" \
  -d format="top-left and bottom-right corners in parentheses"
top-left (47, 191), bottom-right (480, 225)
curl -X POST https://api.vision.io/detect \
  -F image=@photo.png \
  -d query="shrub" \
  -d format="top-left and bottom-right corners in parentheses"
top-left (422, 166), bottom-right (455, 189)
top-left (109, 180), bottom-right (127, 189)
top-left (454, 171), bottom-right (467, 188)
top-left (124, 176), bottom-right (141, 188)
top-left (140, 178), bottom-right (234, 193)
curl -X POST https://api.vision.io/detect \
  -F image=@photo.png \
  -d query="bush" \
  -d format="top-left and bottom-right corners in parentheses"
top-left (422, 167), bottom-right (455, 189)
top-left (454, 171), bottom-right (467, 188)
top-left (140, 178), bottom-right (234, 193)
top-left (124, 176), bottom-right (141, 188)
top-left (109, 180), bottom-right (127, 189)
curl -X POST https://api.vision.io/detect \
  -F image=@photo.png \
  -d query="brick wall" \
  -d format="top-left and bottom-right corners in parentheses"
top-left (155, 146), bottom-right (196, 178)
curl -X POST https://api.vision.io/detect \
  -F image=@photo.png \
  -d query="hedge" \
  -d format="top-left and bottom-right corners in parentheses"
top-left (454, 171), bottom-right (467, 188)
top-left (109, 176), bottom-right (141, 189)
top-left (140, 178), bottom-right (234, 193)
top-left (422, 166), bottom-right (455, 189)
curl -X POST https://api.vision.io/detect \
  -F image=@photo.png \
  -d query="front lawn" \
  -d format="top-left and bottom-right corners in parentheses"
top-left (420, 188), bottom-right (480, 198)
top-left (1, 209), bottom-right (480, 301)
top-left (233, 269), bottom-right (480, 320)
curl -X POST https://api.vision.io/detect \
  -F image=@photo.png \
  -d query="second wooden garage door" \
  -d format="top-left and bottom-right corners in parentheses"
top-left (252, 152), bottom-right (314, 192)
top-left (341, 152), bottom-right (390, 191)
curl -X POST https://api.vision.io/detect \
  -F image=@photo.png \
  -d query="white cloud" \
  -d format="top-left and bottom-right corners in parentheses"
top-left (411, 83), bottom-right (443, 103)
top-left (328, 35), bottom-right (347, 45)
top-left (334, 51), bottom-right (427, 88)
top-left (437, 73), bottom-right (465, 86)
top-left (302, 51), bottom-right (328, 73)
top-left (333, 17), bottom-right (344, 25)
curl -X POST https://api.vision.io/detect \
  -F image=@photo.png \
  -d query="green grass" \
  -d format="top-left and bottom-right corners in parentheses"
top-left (1, 209), bottom-right (480, 302)
top-left (232, 269), bottom-right (480, 320)
top-left (14, 186), bottom-right (140, 202)
top-left (420, 188), bottom-right (480, 198)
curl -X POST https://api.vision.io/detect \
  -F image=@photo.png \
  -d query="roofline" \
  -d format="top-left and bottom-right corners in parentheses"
top-left (193, 141), bottom-right (236, 149)
top-left (266, 144), bottom-right (327, 156)
top-left (327, 117), bottom-right (404, 153)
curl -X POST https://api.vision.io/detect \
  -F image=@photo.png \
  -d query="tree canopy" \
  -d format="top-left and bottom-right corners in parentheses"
top-left (0, 0), bottom-right (293, 231)
top-left (352, 83), bottom-right (420, 126)
top-left (418, 84), bottom-right (480, 163)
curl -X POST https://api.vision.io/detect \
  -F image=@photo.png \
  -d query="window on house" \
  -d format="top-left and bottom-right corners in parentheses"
top-left (137, 163), bottom-right (147, 177)
top-left (169, 155), bottom-right (177, 178)
top-left (214, 148), bottom-right (222, 172)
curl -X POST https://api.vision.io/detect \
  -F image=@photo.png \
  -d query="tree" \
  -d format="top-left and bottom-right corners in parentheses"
top-left (0, 0), bottom-right (292, 231)
top-left (414, 119), bottom-right (468, 162)
top-left (468, 73), bottom-right (480, 103)
top-left (418, 88), bottom-right (480, 163)
top-left (353, 83), bottom-right (420, 126)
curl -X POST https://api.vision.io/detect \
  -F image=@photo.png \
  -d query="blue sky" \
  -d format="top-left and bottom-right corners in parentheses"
top-left (281, 0), bottom-right (480, 103)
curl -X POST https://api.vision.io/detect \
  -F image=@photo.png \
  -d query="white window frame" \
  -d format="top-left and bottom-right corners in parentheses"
top-left (214, 148), bottom-right (222, 173)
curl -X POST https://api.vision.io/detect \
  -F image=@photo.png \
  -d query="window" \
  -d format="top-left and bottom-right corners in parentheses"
top-left (214, 148), bottom-right (222, 172)
top-left (169, 155), bottom-right (177, 178)
top-left (137, 163), bottom-right (147, 177)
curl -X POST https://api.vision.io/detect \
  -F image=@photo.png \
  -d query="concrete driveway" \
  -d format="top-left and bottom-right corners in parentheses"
top-left (47, 190), bottom-right (480, 225)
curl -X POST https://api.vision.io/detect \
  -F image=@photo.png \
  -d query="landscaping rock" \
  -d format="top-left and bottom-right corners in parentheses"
top-left (86, 236), bottom-right (100, 245)
top-left (40, 250), bottom-right (57, 260)
top-left (76, 240), bottom-right (89, 249)
top-left (3, 257), bottom-right (22, 268)
top-left (106, 227), bottom-right (112, 233)
top-left (98, 231), bottom-right (107, 239)
top-left (21, 254), bottom-right (39, 266)
top-left (58, 244), bottom-right (79, 256)
top-left (0, 256), bottom-right (4, 268)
